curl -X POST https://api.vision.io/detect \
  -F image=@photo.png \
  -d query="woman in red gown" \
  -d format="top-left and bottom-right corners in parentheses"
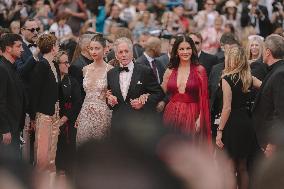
top-left (162, 35), bottom-right (211, 146)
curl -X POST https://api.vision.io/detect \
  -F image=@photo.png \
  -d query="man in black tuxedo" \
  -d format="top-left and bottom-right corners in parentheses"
top-left (0, 33), bottom-right (25, 156)
top-left (16, 19), bottom-right (41, 92)
top-left (69, 33), bottom-right (94, 98)
top-left (15, 19), bottom-right (41, 163)
top-left (107, 37), bottom-right (164, 130)
top-left (208, 33), bottom-right (239, 140)
top-left (241, 0), bottom-right (271, 37)
top-left (189, 32), bottom-right (219, 77)
top-left (252, 34), bottom-right (284, 157)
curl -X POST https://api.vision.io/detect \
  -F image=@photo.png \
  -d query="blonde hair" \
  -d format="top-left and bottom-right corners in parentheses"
top-left (246, 35), bottom-right (264, 63)
top-left (222, 46), bottom-right (252, 93)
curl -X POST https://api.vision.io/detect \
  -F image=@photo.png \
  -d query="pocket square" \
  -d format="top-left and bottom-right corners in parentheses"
top-left (137, 81), bottom-right (142, 85)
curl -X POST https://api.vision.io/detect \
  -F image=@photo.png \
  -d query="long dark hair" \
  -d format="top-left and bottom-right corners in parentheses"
top-left (168, 35), bottom-right (199, 69)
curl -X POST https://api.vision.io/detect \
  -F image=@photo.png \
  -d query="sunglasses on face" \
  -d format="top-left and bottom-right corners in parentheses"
top-left (25, 27), bottom-right (40, 33)
top-left (194, 41), bottom-right (201, 45)
top-left (59, 61), bottom-right (70, 66)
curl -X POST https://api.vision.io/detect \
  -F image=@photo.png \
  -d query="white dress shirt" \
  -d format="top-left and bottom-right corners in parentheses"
top-left (144, 52), bottom-right (160, 84)
top-left (119, 61), bottom-right (134, 100)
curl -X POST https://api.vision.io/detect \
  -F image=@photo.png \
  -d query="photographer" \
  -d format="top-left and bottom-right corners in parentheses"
top-left (271, 0), bottom-right (284, 32)
top-left (241, 0), bottom-right (271, 37)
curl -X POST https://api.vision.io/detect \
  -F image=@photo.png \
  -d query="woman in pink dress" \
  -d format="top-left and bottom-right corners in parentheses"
top-left (162, 35), bottom-right (211, 146)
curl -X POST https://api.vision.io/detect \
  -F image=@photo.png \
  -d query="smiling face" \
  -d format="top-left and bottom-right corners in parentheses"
top-left (89, 40), bottom-right (104, 61)
top-left (177, 41), bottom-right (192, 62)
top-left (250, 40), bottom-right (260, 58)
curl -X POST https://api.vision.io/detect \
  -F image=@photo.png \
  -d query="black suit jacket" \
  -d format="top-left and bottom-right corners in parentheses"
top-left (156, 53), bottom-right (170, 68)
top-left (209, 62), bottom-right (224, 112)
top-left (241, 4), bottom-right (271, 37)
top-left (135, 54), bottom-right (166, 84)
top-left (107, 63), bottom-right (164, 128)
top-left (0, 57), bottom-right (24, 135)
top-left (199, 51), bottom-right (219, 77)
top-left (29, 58), bottom-right (59, 120)
top-left (69, 54), bottom-right (93, 98)
top-left (252, 60), bottom-right (284, 147)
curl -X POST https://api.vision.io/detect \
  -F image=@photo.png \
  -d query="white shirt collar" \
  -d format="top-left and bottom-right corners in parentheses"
top-left (144, 52), bottom-right (154, 63)
top-left (120, 60), bottom-right (134, 70)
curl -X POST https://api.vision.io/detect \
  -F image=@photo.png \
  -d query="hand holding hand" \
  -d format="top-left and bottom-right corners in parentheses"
top-left (130, 98), bottom-right (144, 110)
top-left (106, 90), bottom-right (118, 107)
top-left (138, 93), bottom-right (150, 104)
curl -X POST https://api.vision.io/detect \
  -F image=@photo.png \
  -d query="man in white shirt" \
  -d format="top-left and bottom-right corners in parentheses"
top-left (107, 37), bottom-right (164, 130)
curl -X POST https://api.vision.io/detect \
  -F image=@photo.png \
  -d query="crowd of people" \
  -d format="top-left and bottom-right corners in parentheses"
top-left (1, 0), bottom-right (284, 189)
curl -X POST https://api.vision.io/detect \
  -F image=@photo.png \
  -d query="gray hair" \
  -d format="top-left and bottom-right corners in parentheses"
top-left (265, 34), bottom-right (284, 59)
top-left (79, 34), bottom-right (96, 49)
top-left (113, 37), bottom-right (133, 54)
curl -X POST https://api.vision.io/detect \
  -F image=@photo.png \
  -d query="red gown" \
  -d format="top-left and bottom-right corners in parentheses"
top-left (163, 65), bottom-right (211, 146)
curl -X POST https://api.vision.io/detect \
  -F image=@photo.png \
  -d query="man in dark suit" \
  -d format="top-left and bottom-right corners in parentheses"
top-left (189, 32), bottom-right (219, 77)
top-left (69, 33), bottom-right (94, 98)
top-left (241, 0), bottom-right (271, 37)
top-left (16, 19), bottom-right (41, 91)
top-left (208, 33), bottom-right (240, 140)
top-left (107, 37), bottom-right (164, 130)
top-left (15, 19), bottom-right (41, 163)
top-left (0, 33), bottom-right (25, 156)
top-left (252, 34), bottom-right (284, 157)
top-left (136, 37), bottom-right (167, 113)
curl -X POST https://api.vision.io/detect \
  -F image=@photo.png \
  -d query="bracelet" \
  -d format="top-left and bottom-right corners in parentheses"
top-left (217, 127), bottom-right (223, 132)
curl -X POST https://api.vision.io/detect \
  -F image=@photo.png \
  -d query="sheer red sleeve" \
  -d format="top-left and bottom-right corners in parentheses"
top-left (197, 65), bottom-right (212, 147)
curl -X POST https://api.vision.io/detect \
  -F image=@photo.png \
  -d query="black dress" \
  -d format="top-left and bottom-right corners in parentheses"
top-left (222, 75), bottom-right (256, 159)
top-left (56, 75), bottom-right (82, 173)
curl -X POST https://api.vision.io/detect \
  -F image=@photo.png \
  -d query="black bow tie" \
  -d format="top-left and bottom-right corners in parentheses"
top-left (119, 66), bottom-right (129, 72)
top-left (28, 43), bottom-right (37, 48)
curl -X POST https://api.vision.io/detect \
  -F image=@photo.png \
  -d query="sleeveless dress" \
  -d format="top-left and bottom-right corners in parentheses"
top-left (222, 75), bottom-right (256, 158)
top-left (76, 63), bottom-right (112, 145)
top-left (163, 65), bottom-right (211, 146)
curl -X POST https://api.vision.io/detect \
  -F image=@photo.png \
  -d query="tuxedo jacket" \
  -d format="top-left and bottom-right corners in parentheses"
top-left (199, 51), bottom-right (219, 78)
top-left (252, 60), bottom-right (284, 147)
top-left (156, 53), bottom-right (170, 68)
top-left (0, 57), bottom-right (24, 135)
top-left (29, 58), bottom-right (59, 120)
top-left (107, 63), bottom-right (164, 128)
top-left (135, 54), bottom-right (166, 84)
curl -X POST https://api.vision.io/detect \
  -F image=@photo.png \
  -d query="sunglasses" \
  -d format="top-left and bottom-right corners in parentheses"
top-left (194, 41), bottom-right (201, 45)
top-left (25, 27), bottom-right (40, 33)
top-left (59, 61), bottom-right (70, 66)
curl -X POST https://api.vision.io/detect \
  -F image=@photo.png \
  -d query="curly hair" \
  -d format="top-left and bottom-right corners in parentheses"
top-left (37, 33), bottom-right (57, 54)
top-left (168, 35), bottom-right (199, 69)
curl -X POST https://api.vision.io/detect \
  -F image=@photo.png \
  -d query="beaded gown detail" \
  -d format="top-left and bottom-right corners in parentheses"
top-left (163, 65), bottom-right (211, 146)
top-left (76, 63), bottom-right (112, 145)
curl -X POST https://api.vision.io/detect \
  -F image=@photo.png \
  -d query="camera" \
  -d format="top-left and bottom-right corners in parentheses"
top-left (272, 0), bottom-right (283, 12)
top-left (255, 8), bottom-right (261, 15)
